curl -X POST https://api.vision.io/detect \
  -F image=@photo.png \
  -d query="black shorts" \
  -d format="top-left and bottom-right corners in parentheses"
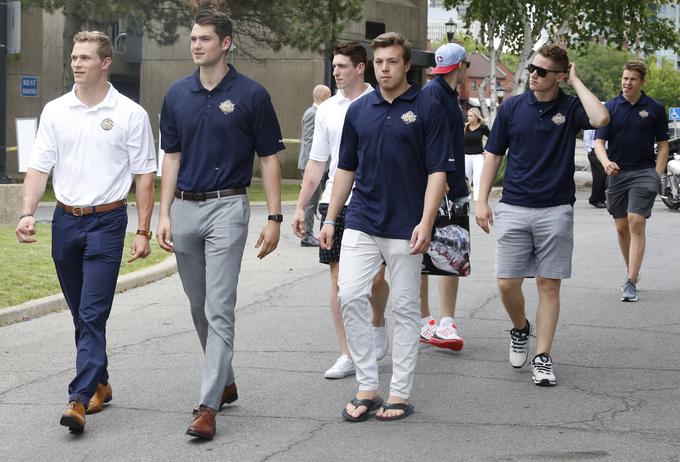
top-left (318, 203), bottom-right (347, 264)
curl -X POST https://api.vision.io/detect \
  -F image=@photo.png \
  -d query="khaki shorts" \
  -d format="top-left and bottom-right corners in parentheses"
top-left (494, 202), bottom-right (574, 280)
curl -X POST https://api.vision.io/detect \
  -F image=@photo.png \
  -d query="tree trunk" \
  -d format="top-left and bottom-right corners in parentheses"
top-left (511, 1), bottom-right (539, 96)
top-left (62, 0), bottom-right (83, 93)
top-left (478, 77), bottom-right (489, 120)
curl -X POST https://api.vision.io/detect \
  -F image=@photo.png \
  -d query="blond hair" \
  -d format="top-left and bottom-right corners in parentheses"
top-left (73, 31), bottom-right (113, 60)
top-left (465, 108), bottom-right (484, 131)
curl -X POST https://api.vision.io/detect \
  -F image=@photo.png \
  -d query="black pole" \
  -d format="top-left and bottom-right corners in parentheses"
top-left (0, 0), bottom-right (11, 183)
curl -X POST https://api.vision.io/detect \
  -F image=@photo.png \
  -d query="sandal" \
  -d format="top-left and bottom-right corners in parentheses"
top-left (341, 397), bottom-right (383, 422)
top-left (375, 402), bottom-right (414, 421)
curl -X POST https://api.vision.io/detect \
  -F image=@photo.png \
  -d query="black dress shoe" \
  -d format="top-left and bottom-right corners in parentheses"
top-left (590, 201), bottom-right (606, 209)
top-left (301, 237), bottom-right (319, 247)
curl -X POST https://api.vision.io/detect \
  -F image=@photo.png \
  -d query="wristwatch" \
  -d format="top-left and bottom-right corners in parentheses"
top-left (267, 214), bottom-right (283, 223)
top-left (136, 229), bottom-right (153, 239)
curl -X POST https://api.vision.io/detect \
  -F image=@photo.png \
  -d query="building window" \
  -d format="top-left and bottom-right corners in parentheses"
top-left (471, 80), bottom-right (477, 91)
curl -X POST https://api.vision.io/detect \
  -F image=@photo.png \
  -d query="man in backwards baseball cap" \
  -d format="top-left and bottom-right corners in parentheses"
top-left (419, 41), bottom-right (470, 353)
top-left (431, 42), bottom-right (468, 75)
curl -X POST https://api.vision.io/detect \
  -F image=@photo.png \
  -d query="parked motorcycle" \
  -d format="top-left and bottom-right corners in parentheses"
top-left (661, 137), bottom-right (680, 210)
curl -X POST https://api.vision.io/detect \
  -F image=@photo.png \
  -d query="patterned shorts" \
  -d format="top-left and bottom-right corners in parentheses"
top-left (318, 203), bottom-right (347, 264)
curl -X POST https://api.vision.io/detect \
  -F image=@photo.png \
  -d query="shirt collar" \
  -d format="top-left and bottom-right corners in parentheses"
top-left (190, 64), bottom-right (239, 92)
top-left (370, 82), bottom-right (420, 105)
top-left (337, 83), bottom-right (373, 102)
top-left (616, 91), bottom-right (649, 107)
top-left (527, 88), bottom-right (567, 107)
top-left (66, 82), bottom-right (118, 109)
top-left (433, 75), bottom-right (459, 98)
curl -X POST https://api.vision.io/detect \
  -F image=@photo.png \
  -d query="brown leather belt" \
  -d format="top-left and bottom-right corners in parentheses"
top-left (175, 187), bottom-right (246, 201)
top-left (56, 199), bottom-right (127, 217)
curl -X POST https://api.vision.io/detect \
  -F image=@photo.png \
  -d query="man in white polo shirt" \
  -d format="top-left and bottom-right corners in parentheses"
top-left (15, 31), bottom-right (156, 433)
top-left (292, 41), bottom-right (389, 380)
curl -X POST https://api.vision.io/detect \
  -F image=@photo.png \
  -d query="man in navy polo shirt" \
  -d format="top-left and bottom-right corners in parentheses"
top-left (594, 60), bottom-right (669, 302)
top-left (157, 9), bottom-right (284, 440)
top-left (418, 42), bottom-right (470, 352)
top-left (475, 44), bottom-right (609, 386)
top-left (319, 32), bottom-right (452, 422)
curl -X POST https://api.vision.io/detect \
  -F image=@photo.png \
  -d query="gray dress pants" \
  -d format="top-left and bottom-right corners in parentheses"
top-left (171, 194), bottom-right (250, 410)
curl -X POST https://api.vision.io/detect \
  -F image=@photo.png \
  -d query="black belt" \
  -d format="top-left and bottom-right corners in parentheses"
top-left (175, 188), bottom-right (246, 201)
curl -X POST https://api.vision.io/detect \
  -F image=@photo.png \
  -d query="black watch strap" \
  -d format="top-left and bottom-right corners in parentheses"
top-left (267, 214), bottom-right (283, 223)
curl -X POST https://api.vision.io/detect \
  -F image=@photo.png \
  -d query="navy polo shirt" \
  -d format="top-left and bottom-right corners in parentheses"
top-left (338, 84), bottom-right (454, 240)
top-left (421, 76), bottom-right (468, 200)
top-left (485, 89), bottom-right (592, 207)
top-left (160, 65), bottom-right (285, 192)
top-left (594, 92), bottom-right (669, 171)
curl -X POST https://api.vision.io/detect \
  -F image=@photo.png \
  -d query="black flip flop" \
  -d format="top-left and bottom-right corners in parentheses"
top-left (341, 397), bottom-right (384, 422)
top-left (375, 402), bottom-right (414, 421)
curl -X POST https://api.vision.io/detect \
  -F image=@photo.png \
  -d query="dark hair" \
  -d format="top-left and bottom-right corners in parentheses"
top-left (537, 44), bottom-right (569, 72)
top-left (193, 9), bottom-right (233, 42)
top-left (371, 32), bottom-right (412, 63)
top-left (334, 41), bottom-right (368, 67)
top-left (624, 60), bottom-right (647, 80)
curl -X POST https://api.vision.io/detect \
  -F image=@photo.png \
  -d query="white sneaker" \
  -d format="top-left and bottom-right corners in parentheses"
top-left (430, 322), bottom-right (464, 351)
top-left (531, 353), bottom-right (557, 386)
top-left (372, 325), bottom-right (389, 360)
top-left (324, 355), bottom-right (355, 379)
top-left (509, 320), bottom-right (532, 368)
top-left (420, 319), bottom-right (437, 343)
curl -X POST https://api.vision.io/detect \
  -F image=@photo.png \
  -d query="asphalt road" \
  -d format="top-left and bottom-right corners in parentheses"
top-left (2, 193), bottom-right (679, 461)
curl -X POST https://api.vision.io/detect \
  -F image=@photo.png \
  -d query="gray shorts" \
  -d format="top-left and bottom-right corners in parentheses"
top-left (606, 168), bottom-right (659, 219)
top-left (494, 202), bottom-right (574, 279)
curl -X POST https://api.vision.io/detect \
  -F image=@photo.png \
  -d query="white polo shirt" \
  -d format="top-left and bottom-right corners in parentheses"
top-left (29, 83), bottom-right (156, 206)
top-left (309, 84), bottom-right (373, 204)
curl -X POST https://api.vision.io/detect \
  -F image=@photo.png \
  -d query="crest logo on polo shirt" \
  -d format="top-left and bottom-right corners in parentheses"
top-left (100, 118), bottom-right (114, 131)
top-left (401, 111), bottom-right (417, 124)
top-left (551, 113), bottom-right (566, 126)
top-left (639, 110), bottom-right (649, 118)
top-left (219, 99), bottom-right (236, 114)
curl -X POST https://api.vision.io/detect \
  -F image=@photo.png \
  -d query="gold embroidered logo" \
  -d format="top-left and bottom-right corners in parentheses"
top-left (401, 111), bottom-right (417, 124)
top-left (100, 118), bottom-right (114, 131)
top-left (639, 110), bottom-right (649, 118)
top-left (551, 113), bottom-right (566, 126)
top-left (219, 99), bottom-right (235, 114)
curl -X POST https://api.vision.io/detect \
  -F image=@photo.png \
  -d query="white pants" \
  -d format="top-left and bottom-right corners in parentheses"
top-left (465, 154), bottom-right (485, 200)
top-left (338, 229), bottom-right (422, 399)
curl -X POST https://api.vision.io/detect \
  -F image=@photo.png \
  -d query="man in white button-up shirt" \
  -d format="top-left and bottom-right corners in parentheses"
top-left (15, 31), bottom-right (156, 433)
top-left (292, 42), bottom-right (389, 381)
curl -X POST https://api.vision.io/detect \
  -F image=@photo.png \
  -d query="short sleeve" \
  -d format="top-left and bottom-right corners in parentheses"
top-left (484, 104), bottom-right (510, 156)
top-left (482, 124), bottom-right (490, 137)
top-left (656, 103), bottom-right (670, 142)
top-left (571, 98), bottom-right (593, 131)
top-left (309, 107), bottom-right (331, 163)
top-left (252, 88), bottom-right (285, 157)
top-left (337, 108), bottom-right (359, 171)
top-left (595, 101), bottom-right (614, 141)
top-left (127, 109), bottom-right (157, 174)
top-left (28, 104), bottom-right (58, 173)
top-left (424, 100), bottom-right (454, 174)
top-left (160, 90), bottom-right (181, 153)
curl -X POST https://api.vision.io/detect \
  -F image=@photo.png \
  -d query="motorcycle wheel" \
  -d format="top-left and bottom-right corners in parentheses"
top-left (661, 196), bottom-right (680, 210)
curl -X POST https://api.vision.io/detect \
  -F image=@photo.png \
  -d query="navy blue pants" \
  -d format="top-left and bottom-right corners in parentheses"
top-left (51, 206), bottom-right (127, 407)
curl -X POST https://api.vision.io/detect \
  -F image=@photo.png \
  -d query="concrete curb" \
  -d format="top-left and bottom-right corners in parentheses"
top-left (0, 256), bottom-right (177, 327)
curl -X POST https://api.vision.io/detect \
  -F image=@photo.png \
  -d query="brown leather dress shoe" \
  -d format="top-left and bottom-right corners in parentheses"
top-left (60, 401), bottom-right (86, 432)
top-left (192, 383), bottom-right (238, 415)
top-left (186, 405), bottom-right (216, 440)
top-left (86, 382), bottom-right (113, 414)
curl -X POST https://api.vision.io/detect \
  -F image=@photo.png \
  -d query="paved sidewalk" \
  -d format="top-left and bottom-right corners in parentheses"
top-left (1, 194), bottom-right (679, 461)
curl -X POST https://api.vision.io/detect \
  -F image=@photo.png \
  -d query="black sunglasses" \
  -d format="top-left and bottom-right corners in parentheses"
top-left (527, 63), bottom-right (563, 78)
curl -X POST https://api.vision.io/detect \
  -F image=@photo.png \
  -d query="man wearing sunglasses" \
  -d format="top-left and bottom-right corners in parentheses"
top-left (475, 44), bottom-right (609, 386)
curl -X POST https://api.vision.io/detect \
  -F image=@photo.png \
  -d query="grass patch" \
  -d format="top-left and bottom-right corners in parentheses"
top-left (40, 180), bottom-right (301, 203)
top-left (0, 224), bottom-right (171, 309)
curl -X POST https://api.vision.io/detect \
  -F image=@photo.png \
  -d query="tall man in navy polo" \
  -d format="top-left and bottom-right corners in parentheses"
top-left (16, 31), bottom-right (156, 432)
top-left (475, 44), bottom-right (609, 386)
top-left (319, 32), bottom-right (452, 422)
top-left (594, 60), bottom-right (669, 302)
top-left (158, 10), bottom-right (284, 440)
top-left (419, 42), bottom-right (470, 352)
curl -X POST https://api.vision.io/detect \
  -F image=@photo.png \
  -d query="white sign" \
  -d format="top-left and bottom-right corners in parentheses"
top-left (7, 1), bottom-right (21, 54)
top-left (15, 118), bottom-right (37, 173)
